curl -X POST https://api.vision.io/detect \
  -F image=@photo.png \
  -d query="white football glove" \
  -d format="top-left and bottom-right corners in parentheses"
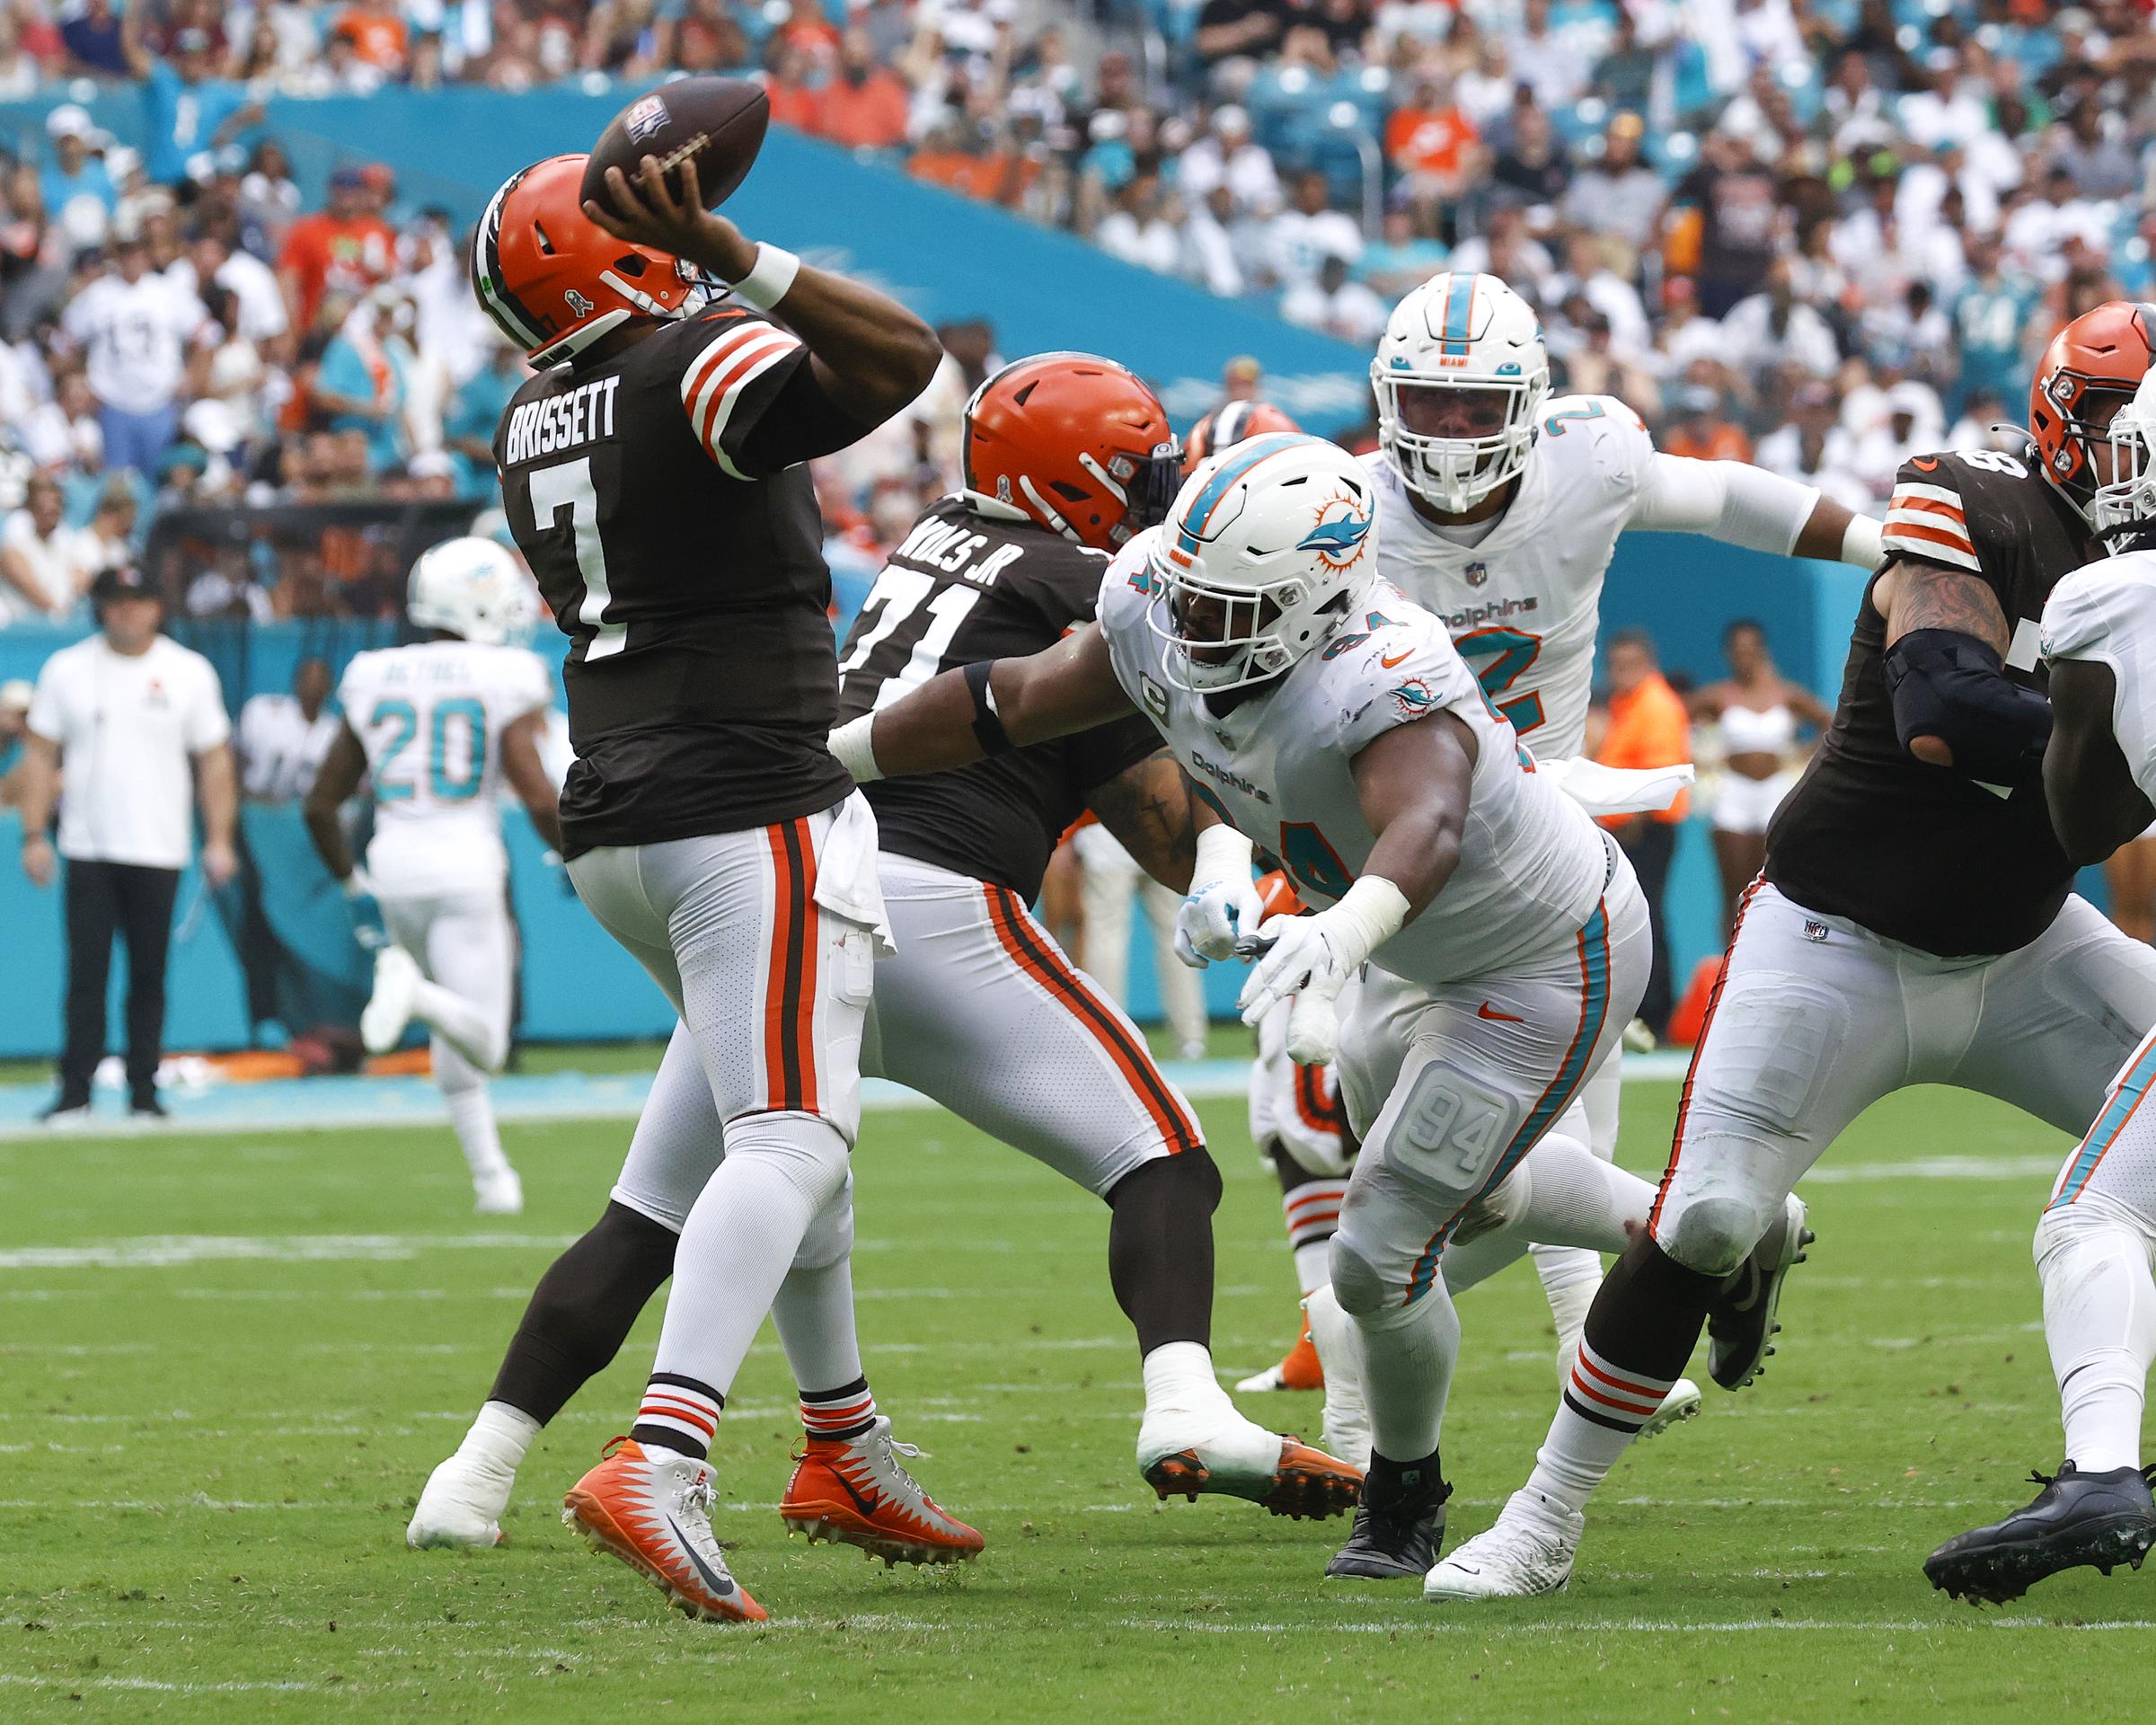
top-left (1236, 878), bottom-right (1413, 1065)
top-left (1173, 823), bottom-right (1262, 969)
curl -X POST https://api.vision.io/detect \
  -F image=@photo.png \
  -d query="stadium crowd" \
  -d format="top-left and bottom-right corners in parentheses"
top-left (0, 0), bottom-right (2147, 626)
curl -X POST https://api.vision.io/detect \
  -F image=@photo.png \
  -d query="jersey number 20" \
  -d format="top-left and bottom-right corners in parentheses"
top-left (371, 697), bottom-right (487, 801)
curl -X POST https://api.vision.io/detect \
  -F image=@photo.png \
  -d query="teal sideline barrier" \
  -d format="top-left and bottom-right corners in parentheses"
top-left (0, 535), bottom-right (1931, 1061)
top-left (0, 86), bottom-right (1374, 434)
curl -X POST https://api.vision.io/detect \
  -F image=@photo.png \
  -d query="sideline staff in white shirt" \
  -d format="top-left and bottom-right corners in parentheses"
top-left (237, 657), bottom-right (339, 801)
top-left (16, 567), bottom-right (238, 1120)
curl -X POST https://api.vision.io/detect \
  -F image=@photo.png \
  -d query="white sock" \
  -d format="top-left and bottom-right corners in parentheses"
top-left (2038, 1198), bottom-right (2156, 1474)
top-left (1354, 1281), bottom-right (1459, 1462)
top-left (1525, 1337), bottom-right (1677, 1515)
top-left (772, 1255), bottom-right (865, 1397)
top-left (445, 1087), bottom-right (511, 1181)
top-left (413, 979), bottom-right (508, 1074)
top-left (458, 1400), bottom-right (539, 1474)
top-left (1292, 1237), bottom-right (1334, 1297)
top-left (1504, 1134), bottom-right (1654, 1253)
top-left (1141, 1340), bottom-right (1232, 1416)
top-left (647, 1111), bottom-right (850, 1402)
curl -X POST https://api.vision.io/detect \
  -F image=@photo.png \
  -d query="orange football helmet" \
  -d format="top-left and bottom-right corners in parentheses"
top-left (961, 352), bottom-right (1181, 549)
top-left (1182, 400), bottom-right (1302, 474)
top-left (473, 155), bottom-right (704, 367)
top-left (2030, 300), bottom-right (2156, 519)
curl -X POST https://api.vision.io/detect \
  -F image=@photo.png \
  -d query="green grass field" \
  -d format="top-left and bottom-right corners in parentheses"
top-left (3, 1070), bottom-right (2152, 1722)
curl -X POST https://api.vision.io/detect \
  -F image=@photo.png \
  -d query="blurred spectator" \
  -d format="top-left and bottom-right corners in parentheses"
top-left (1180, 106), bottom-right (1282, 215)
top-left (40, 107), bottom-right (115, 260)
top-left (814, 29), bottom-right (913, 149)
top-left (237, 656), bottom-right (339, 801)
top-left (1560, 114), bottom-right (1663, 271)
top-left (121, 16), bottom-right (264, 188)
top-left (1385, 77), bottom-right (1480, 218)
top-left (1360, 205), bottom-right (1447, 300)
top-left (0, 473), bottom-right (99, 625)
top-left (1675, 130), bottom-right (1780, 318)
top-left (1281, 253), bottom-right (1388, 342)
top-left (1096, 174), bottom-right (1183, 276)
top-left (1754, 382), bottom-right (1869, 512)
top-left (59, 235), bottom-right (213, 477)
top-left (276, 167), bottom-right (395, 336)
top-left (0, 678), bottom-right (31, 805)
top-left (1595, 628), bottom-right (1691, 1039)
top-left (61, 0), bottom-right (128, 78)
top-left (1268, 169), bottom-right (1363, 289)
top-left (1662, 384), bottom-right (1754, 464)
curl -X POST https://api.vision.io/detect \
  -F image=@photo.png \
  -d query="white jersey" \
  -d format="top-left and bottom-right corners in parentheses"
top-left (2042, 548), bottom-right (2156, 805)
top-left (338, 639), bottom-right (554, 894)
top-left (1366, 393), bottom-right (1657, 756)
top-left (1096, 540), bottom-right (1609, 986)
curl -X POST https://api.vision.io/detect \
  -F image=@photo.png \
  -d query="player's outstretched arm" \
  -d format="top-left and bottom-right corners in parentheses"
top-left (586, 155), bottom-right (940, 427)
top-left (1875, 555), bottom-right (2049, 779)
top-left (1236, 711), bottom-right (1476, 1062)
top-left (1086, 748), bottom-right (1198, 893)
top-left (1632, 453), bottom-right (1884, 569)
top-left (499, 711), bottom-right (566, 856)
top-left (2043, 657), bottom-right (2153, 864)
top-left (830, 623), bottom-right (1138, 783)
top-left (302, 724), bottom-right (369, 881)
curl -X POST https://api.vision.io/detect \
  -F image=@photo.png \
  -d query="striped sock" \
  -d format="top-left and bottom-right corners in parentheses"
top-left (631, 1374), bottom-right (724, 1461)
top-left (800, 1376), bottom-right (877, 1444)
top-left (1285, 1180), bottom-right (1348, 1294)
top-left (1524, 1340), bottom-right (1676, 1516)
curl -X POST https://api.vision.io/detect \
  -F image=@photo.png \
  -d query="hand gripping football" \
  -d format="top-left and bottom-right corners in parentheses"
top-left (581, 77), bottom-right (770, 218)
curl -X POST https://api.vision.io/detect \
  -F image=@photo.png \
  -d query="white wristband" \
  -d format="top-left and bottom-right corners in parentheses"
top-left (828, 714), bottom-right (882, 784)
top-left (1842, 514), bottom-right (1885, 570)
top-left (1326, 875), bottom-right (1412, 969)
top-left (728, 242), bottom-right (800, 311)
top-left (1192, 820), bottom-right (1252, 885)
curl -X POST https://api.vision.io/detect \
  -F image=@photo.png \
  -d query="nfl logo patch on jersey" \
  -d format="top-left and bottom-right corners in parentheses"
top-left (1803, 920), bottom-right (1829, 942)
top-left (1465, 562), bottom-right (1488, 588)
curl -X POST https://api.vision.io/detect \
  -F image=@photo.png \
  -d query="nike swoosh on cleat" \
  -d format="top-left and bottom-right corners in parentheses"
top-left (830, 1469), bottom-right (882, 1518)
top-left (664, 1515), bottom-right (737, 1599)
top-left (1476, 1003), bottom-right (1525, 1022)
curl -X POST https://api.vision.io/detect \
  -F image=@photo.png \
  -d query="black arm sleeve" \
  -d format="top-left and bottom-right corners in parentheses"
top-left (1882, 627), bottom-right (2053, 787)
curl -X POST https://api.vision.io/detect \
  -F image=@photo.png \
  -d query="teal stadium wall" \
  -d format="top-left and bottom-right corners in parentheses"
top-left (0, 85), bottom-right (2016, 1058)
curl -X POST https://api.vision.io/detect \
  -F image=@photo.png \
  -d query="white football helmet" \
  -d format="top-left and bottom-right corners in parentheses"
top-left (408, 536), bottom-right (539, 645)
top-left (1373, 271), bottom-right (1551, 514)
top-left (2091, 367), bottom-right (2156, 544)
top-left (1145, 433), bottom-right (1378, 693)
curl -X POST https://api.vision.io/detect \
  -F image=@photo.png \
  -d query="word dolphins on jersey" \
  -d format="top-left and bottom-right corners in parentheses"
top-left (502, 375), bottom-right (623, 465)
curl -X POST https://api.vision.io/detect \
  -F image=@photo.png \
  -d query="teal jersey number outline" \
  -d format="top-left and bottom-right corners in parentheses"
top-left (429, 697), bottom-right (487, 801)
top-left (368, 698), bottom-right (418, 801)
top-left (370, 695), bottom-right (489, 801)
top-left (1454, 624), bottom-right (1544, 735)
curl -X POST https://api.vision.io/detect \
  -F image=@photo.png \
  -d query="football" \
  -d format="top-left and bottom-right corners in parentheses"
top-left (580, 76), bottom-right (770, 219)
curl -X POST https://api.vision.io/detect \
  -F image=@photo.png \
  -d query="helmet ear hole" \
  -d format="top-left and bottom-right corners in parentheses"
top-left (532, 222), bottom-right (556, 256)
top-left (613, 253), bottom-right (647, 277)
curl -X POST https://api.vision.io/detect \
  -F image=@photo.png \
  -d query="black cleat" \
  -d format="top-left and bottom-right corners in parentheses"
top-left (1706, 1193), bottom-right (1811, 1391)
top-left (1324, 1451), bottom-right (1451, 1580)
top-left (1925, 1462), bottom-right (2156, 1606)
top-left (37, 1095), bottom-right (92, 1125)
top-left (130, 1094), bottom-right (168, 1120)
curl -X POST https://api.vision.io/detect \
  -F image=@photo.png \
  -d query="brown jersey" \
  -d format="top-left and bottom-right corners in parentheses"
top-left (1766, 444), bottom-right (2101, 956)
top-left (495, 307), bottom-right (852, 856)
top-left (835, 497), bottom-right (1160, 898)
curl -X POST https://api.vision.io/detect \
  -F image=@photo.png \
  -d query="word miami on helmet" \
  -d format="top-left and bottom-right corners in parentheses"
top-left (1146, 433), bottom-right (1378, 693)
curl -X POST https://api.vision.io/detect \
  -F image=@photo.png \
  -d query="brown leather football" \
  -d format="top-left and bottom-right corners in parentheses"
top-left (581, 77), bottom-right (770, 218)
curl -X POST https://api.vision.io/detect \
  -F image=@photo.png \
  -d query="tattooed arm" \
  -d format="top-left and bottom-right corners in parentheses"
top-left (1086, 748), bottom-right (1199, 893)
top-left (1874, 557), bottom-right (2046, 777)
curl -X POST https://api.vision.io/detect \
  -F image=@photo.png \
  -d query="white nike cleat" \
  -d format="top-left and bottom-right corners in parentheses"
top-left (361, 944), bottom-right (420, 1055)
top-left (563, 1438), bottom-right (766, 1623)
top-left (1136, 1402), bottom-right (1362, 1520)
top-left (473, 1166), bottom-right (524, 1216)
top-left (1425, 1487), bottom-right (1583, 1600)
top-left (1640, 1376), bottom-right (1702, 1438)
top-left (1303, 1283), bottom-right (1371, 1470)
top-left (408, 1447), bottom-right (517, 1548)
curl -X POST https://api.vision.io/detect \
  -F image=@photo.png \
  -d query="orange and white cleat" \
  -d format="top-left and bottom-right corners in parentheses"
top-left (1137, 1405), bottom-right (1363, 1520)
top-left (1235, 1312), bottom-right (1326, 1393)
top-left (779, 1415), bottom-right (985, 1567)
top-left (562, 1438), bottom-right (766, 1623)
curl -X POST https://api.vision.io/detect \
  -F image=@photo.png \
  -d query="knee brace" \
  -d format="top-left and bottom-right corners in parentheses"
top-left (1663, 1192), bottom-right (1776, 1280)
top-left (1329, 1230), bottom-right (1393, 1318)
